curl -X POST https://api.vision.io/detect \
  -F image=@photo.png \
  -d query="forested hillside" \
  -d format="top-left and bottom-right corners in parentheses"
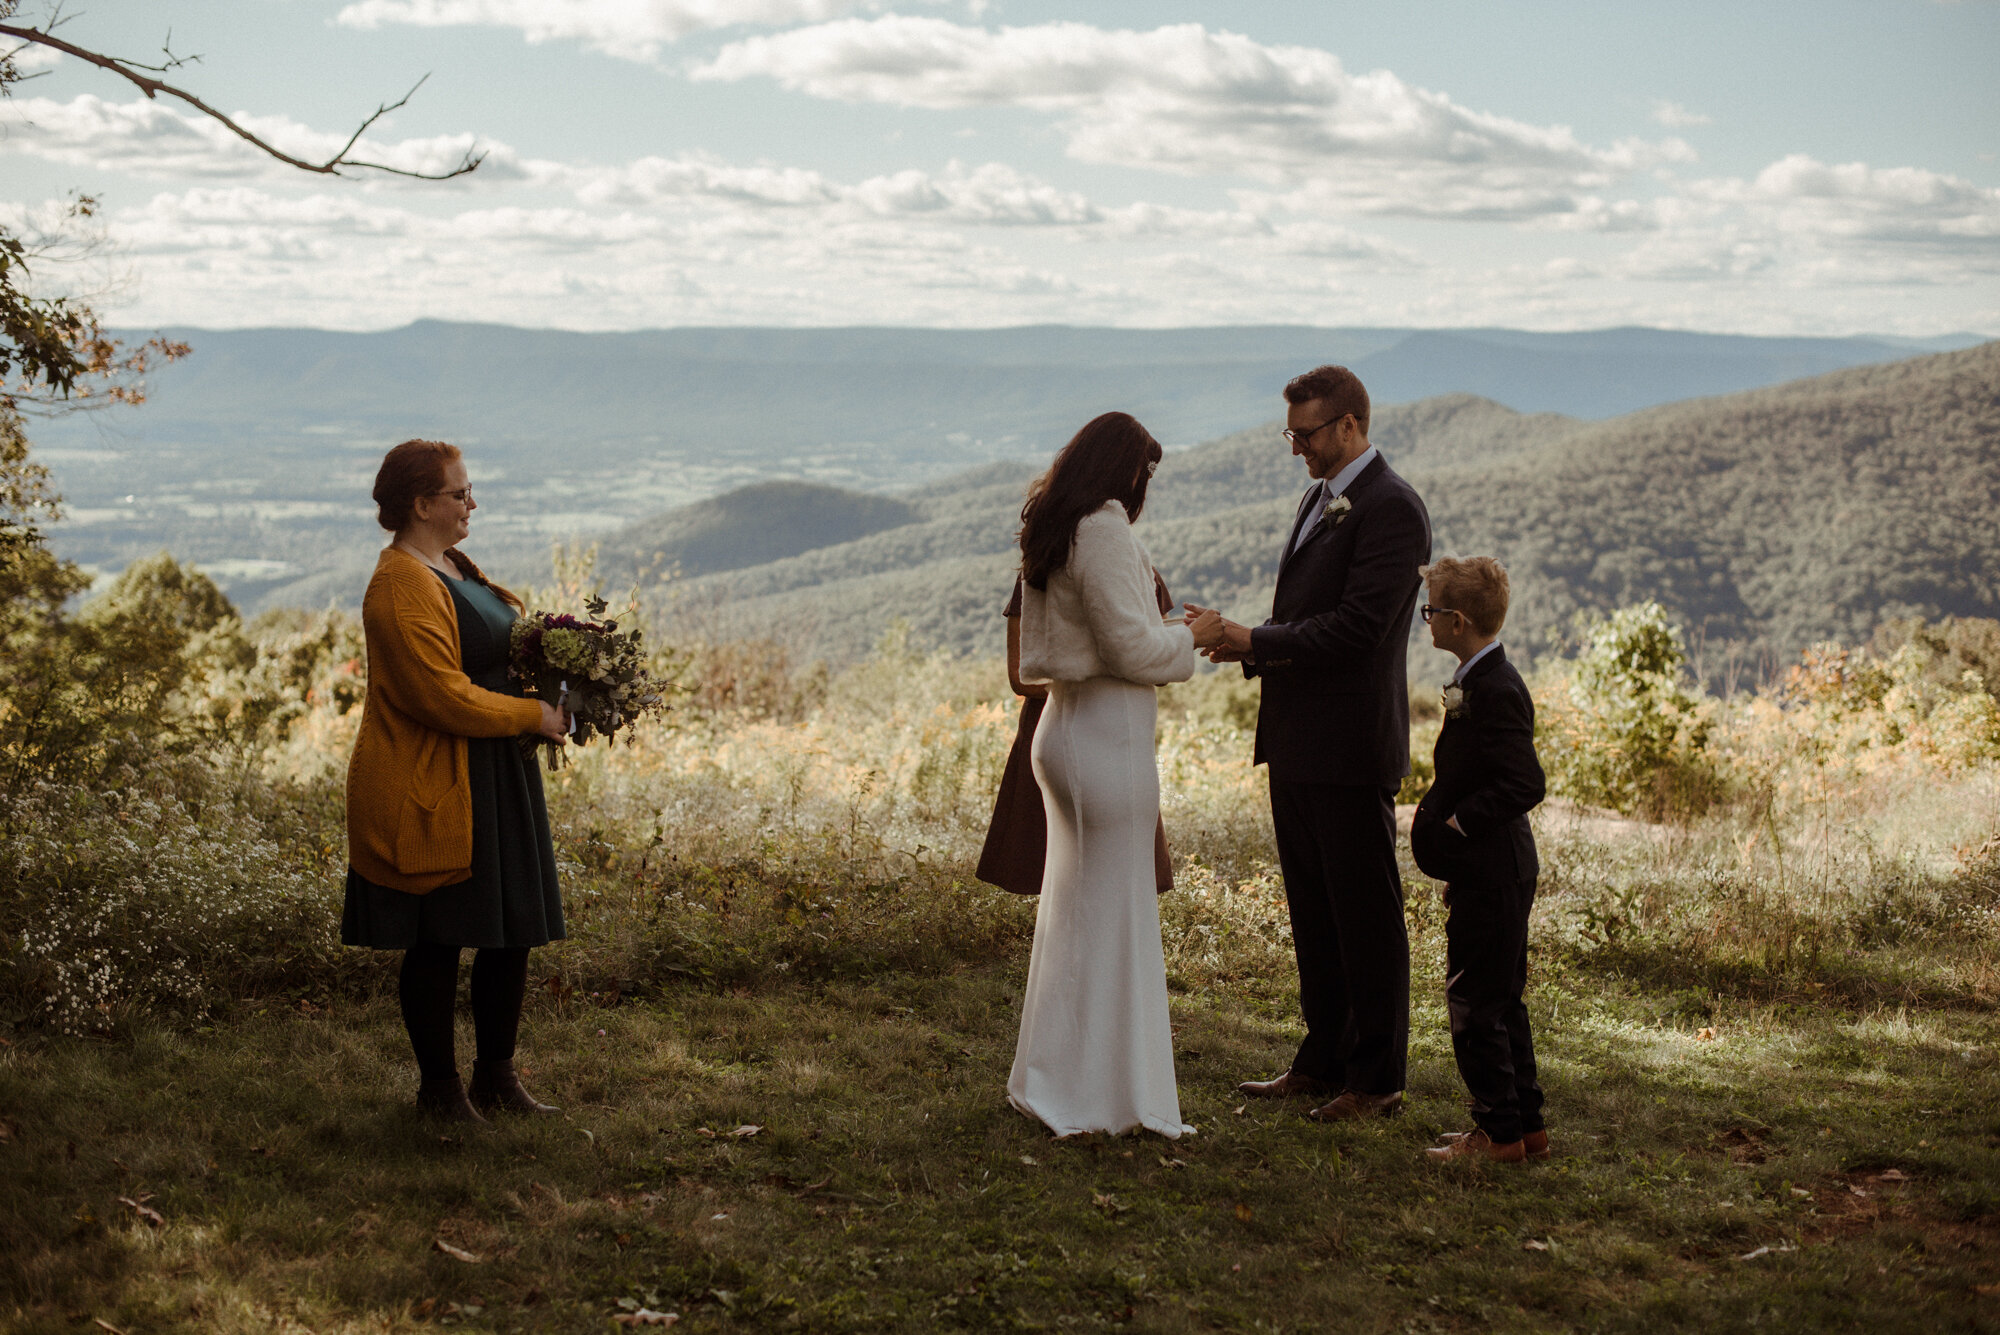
top-left (645, 343), bottom-right (1999, 676)
top-left (36, 323), bottom-right (1976, 615)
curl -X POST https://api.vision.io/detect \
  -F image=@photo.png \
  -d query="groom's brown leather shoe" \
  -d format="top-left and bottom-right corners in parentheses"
top-left (1425, 1129), bottom-right (1526, 1164)
top-left (1441, 1127), bottom-right (1550, 1159)
top-left (1237, 1069), bottom-right (1339, 1100)
top-left (1306, 1089), bottom-right (1404, 1122)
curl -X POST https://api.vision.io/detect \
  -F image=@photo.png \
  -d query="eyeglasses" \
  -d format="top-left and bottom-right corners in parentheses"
top-left (1282, 414), bottom-right (1350, 447)
top-left (1420, 605), bottom-right (1462, 625)
top-left (431, 487), bottom-right (473, 505)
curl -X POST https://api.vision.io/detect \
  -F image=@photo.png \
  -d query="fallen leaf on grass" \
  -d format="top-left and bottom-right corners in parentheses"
top-left (1876, 1169), bottom-right (1910, 1182)
top-left (432, 1238), bottom-right (483, 1263)
top-left (1848, 1184), bottom-right (1870, 1199)
top-left (1790, 1188), bottom-right (1812, 1198)
top-left (1975, 1283), bottom-right (2000, 1297)
top-left (694, 1128), bottom-right (717, 1139)
top-left (116, 1195), bottom-right (163, 1229)
top-left (1158, 1156), bottom-right (1187, 1170)
top-left (92, 1320), bottom-right (128, 1335)
top-left (1738, 1244), bottom-right (1796, 1261)
top-left (730, 1124), bottom-right (762, 1138)
top-left (1521, 1239), bottom-right (1550, 1252)
top-left (611, 1310), bottom-right (679, 1327)
top-left (1234, 1204), bottom-right (1253, 1223)
top-left (1696, 1027), bottom-right (1717, 1041)
top-left (1092, 1192), bottom-right (1128, 1216)
top-left (0, 1119), bottom-right (15, 1142)
top-left (1019, 1155), bottom-right (1038, 1166)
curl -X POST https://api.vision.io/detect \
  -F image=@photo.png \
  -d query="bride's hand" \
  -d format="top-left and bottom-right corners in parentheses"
top-left (1185, 605), bottom-right (1224, 649)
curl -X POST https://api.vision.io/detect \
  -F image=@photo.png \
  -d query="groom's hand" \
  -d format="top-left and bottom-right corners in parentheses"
top-left (1187, 608), bottom-right (1255, 663)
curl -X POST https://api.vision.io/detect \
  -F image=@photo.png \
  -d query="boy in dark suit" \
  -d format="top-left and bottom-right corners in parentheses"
top-left (1408, 557), bottom-right (1549, 1164)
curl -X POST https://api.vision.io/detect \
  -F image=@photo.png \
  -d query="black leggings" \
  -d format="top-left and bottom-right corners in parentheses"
top-left (397, 945), bottom-right (530, 1083)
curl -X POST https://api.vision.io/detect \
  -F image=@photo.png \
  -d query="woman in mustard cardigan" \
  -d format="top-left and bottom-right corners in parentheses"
top-left (343, 439), bottom-right (570, 1122)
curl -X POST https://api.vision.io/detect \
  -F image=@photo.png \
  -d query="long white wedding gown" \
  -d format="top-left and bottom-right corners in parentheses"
top-left (1007, 507), bottom-right (1194, 1139)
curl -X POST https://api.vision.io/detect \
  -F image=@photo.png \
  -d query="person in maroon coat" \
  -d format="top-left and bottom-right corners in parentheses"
top-left (1408, 556), bottom-right (1550, 1164)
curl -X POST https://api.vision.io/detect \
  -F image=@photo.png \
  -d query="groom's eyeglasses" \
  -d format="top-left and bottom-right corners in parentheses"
top-left (1282, 414), bottom-right (1350, 446)
top-left (1420, 605), bottom-right (1462, 625)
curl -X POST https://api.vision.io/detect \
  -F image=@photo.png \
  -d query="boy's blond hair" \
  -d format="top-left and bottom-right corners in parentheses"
top-left (1420, 556), bottom-right (1510, 637)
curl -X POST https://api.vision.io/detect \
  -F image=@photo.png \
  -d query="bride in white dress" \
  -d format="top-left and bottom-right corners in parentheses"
top-left (1007, 412), bottom-right (1225, 1138)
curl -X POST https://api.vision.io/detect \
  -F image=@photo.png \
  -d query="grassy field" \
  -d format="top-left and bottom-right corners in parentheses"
top-left (6, 852), bottom-right (2000, 1333)
top-left (6, 633), bottom-right (2000, 1332)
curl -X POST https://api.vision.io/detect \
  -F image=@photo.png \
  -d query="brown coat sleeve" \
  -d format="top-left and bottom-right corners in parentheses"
top-left (364, 562), bottom-right (544, 738)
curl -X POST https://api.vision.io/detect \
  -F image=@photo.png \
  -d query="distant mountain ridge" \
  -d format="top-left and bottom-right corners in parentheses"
top-left (639, 343), bottom-right (2000, 680)
top-left (31, 320), bottom-right (1988, 618)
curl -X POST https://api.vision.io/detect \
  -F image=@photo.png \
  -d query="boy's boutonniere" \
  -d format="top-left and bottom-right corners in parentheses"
top-left (1323, 493), bottom-right (1353, 527)
top-left (1442, 683), bottom-right (1469, 718)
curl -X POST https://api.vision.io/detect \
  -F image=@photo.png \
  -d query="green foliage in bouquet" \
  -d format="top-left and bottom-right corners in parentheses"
top-left (510, 594), bottom-right (670, 767)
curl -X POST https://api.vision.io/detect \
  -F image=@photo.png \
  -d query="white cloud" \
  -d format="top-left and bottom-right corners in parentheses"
top-left (0, 94), bottom-right (523, 184)
top-left (5, 105), bottom-right (1993, 335)
top-left (572, 153), bottom-right (842, 208)
top-left (1696, 155), bottom-right (2000, 254)
top-left (333, 0), bottom-right (924, 60)
top-left (4, 38), bottom-right (64, 73)
top-left (694, 17), bottom-right (1695, 218)
top-left (1650, 99), bottom-right (1712, 128)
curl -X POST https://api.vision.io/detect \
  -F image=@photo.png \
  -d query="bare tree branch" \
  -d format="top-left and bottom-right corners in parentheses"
top-left (0, 21), bottom-right (483, 180)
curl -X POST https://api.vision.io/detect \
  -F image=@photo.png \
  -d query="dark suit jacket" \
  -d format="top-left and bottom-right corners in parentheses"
top-left (1247, 453), bottom-right (1432, 786)
top-left (1410, 645), bottom-right (1546, 887)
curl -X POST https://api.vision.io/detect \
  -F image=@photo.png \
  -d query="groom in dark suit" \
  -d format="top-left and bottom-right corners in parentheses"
top-left (1188, 365), bottom-right (1431, 1121)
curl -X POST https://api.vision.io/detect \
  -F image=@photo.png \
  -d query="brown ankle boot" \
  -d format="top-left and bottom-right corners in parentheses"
top-left (416, 1076), bottom-right (487, 1123)
top-left (469, 1059), bottom-right (558, 1115)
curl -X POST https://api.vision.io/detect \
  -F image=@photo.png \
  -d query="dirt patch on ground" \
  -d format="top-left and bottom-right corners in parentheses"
top-left (1712, 1126), bottom-right (1774, 1164)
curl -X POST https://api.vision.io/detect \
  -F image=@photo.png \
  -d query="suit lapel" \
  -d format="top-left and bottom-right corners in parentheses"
top-left (1282, 454), bottom-right (1389, 573)
top-left (1275, 483), bottom-right (1321, 581)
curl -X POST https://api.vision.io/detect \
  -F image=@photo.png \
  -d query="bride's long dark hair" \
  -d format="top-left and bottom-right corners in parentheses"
top-left (1019, 412), bottom-right (1163, 590)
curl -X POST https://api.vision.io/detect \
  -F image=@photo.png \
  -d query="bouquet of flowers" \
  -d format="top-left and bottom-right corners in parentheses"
top-left (509, 595), bottom-right (669, 769)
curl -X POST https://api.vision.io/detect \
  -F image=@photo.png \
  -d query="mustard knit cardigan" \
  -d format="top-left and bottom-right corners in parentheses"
top-left (345, 547), bottom-right (544, 894)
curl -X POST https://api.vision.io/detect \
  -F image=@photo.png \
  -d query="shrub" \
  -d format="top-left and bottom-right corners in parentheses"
top-left (1, 757), bottom-right (357, 1033)
top-left (1538, 602), bottom-right (1722, 818)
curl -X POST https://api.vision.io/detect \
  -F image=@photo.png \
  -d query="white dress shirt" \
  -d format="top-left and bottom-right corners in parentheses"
top-left (1291, 445), bottom-right (1380, 555)
top-left (1450, 639), bottom-right (1501, 686)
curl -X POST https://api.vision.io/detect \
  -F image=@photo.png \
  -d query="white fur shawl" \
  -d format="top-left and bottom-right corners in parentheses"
top-left (1018, 502), bottom-right (1196, 687)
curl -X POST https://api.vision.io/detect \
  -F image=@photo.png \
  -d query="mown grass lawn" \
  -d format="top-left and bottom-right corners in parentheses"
top-left (6, 941), bottom-right (1999, 1334)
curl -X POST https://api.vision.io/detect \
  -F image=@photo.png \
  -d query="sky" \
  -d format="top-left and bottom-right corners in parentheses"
top-left (2, 0), bottom-right (1996, 335)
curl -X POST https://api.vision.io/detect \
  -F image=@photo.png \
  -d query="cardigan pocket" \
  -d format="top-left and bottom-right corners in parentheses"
top-left (394, 787), bottom-right (466, 877)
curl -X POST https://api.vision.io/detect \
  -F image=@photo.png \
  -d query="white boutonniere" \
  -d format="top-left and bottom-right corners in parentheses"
top-left (1323, 494), bottom-right (1353, 527)
top-left (1442, 684), bottom-right (1469, 718)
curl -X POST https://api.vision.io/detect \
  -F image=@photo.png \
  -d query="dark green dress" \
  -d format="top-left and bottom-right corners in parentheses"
top-left (341, 572), bottom-right (566, 950)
